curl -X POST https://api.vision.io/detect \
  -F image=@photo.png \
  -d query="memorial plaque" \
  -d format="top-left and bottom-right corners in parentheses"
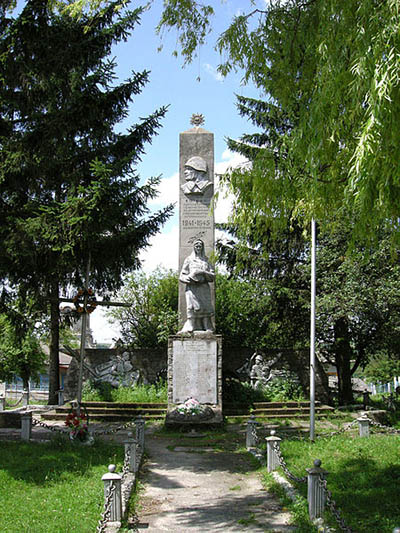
top-left (172, 338), bottom-right (217, 404)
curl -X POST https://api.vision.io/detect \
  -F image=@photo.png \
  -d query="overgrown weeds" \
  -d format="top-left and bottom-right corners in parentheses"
top-left (82, 379), bottom-right (168, 403)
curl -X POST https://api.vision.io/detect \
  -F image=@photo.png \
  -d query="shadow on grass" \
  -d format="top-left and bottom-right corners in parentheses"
top-left (0, 437), bottom-right (123, 485)
top-left (281, 435), bottom-right (400, 533)
top-left (326, 456), bottom-right (400, 532)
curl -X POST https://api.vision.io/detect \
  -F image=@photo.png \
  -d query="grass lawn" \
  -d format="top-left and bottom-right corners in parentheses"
top-left (263, 432), bottom-right (400, 532)
top-left (1, 417), bottom-right (398, 532)
top-left (0, 438), bottom-right (124, 533)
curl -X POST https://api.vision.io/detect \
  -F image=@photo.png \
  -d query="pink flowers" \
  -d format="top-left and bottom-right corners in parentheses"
top-left (177, 397), bottom-right (201, 416)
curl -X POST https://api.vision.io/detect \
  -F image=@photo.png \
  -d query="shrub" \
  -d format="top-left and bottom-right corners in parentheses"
top-left (223, 376), bottom-right (305, 407)
top-left (111, 380), bottom-right (167, 403)
top-left (261, 377), bottom-right (305, 402)
top-left (82, 380), bottom-right (113, 402)
top-left (223, 379), bottom-right (266, 407)
top-left (81, 380), bottom-right (168, 403)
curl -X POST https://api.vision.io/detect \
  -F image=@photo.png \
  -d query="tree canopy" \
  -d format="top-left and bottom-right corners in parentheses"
top-left (0, 290), bottom-right (46, 390)
top-left (0, 0), bottom-right (172, 401)
top-left (108, 268), bottom-right (179, 349)
top-left (158, 0), bottom-right (400, 244)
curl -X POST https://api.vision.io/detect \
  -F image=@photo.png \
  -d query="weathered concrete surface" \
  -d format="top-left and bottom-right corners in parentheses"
top-left (136, 432), bottom-right (295, 532)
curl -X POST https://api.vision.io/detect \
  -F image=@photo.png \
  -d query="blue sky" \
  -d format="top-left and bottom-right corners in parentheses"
top-left (86, 1), bottom-right (263, 341)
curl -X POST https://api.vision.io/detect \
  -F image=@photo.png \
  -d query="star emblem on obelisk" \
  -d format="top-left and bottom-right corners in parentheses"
top-left (190, 113), bottom-right (205, 127)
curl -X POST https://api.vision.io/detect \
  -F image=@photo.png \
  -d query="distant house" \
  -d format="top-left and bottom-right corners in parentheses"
top-left (3, 346), bottom-right (72, 401)
top-left (1, 311), bottom-right (98, 401)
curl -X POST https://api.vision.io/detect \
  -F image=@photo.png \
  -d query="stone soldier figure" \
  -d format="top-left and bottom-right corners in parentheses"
top-left (181, 156), bottom-right (213, 196)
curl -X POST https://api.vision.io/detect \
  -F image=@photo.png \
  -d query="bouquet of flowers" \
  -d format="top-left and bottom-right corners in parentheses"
top-left (65, 409), bottom-right (89, 441)
top-left (169, 396), bottom-right (214, 422)
top-left (177, 397), bottom-right (202, 416)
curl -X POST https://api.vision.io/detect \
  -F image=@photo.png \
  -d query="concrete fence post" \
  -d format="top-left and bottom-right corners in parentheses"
top-left (21, 412), bottom-right (32, 441)
top-left (57, 389), bottom-right (64, 406)
top-left (0, 395), bottom-right (5, 411)
top-left (102, 464), bottom-right (122, 523)
top-left (246, 414), bottom-right (259, 450)
top-left (135, 416), bottom-right (145, 451)
top-left (265, 430), bottom-right (282, 472)
top-left (123, 432), bottom-right (138, 473)
top-left (307, 459), bottom-right (328, 520)
top-left (22, 389), bottom-right (29, 408)
top-left (357, 412), bottom-right (370, 437)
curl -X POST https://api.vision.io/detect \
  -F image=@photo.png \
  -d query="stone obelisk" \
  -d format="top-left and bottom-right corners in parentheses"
top-left (166, 114), bottom-right (223, 427)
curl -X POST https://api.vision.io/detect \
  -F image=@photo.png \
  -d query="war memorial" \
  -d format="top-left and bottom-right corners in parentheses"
top-left (166, 114), bottom-right (223, 427)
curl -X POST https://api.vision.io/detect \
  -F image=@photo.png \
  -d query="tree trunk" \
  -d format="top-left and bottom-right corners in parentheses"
top-left (22, 376), bottom-right (29, 392)
top-left (48, 279), bottom-right (60, 405)
top-left (334, 318), bottom-right (354, 405)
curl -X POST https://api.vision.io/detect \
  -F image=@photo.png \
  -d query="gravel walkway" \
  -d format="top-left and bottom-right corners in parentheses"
top-left (135, 431), bottom-right (296, 532)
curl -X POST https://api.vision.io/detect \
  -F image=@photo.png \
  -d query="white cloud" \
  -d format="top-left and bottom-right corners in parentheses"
top-left (148, 172), bottom-right (179, 207)
top-left (214, 149), bottom-right (250, 223)
top-left (203, 63), bottom-right (224, 82)
top-left (90, 307), bottom-right (121, 344)
top-left (139, 224), bottom-right (179, 272)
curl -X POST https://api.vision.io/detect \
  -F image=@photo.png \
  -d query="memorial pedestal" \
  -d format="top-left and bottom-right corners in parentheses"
top-left (166, 333), bottom-right (223, 428)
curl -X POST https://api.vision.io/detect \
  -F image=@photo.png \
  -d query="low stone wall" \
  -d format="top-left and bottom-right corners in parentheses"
top-left (63, 344), bottom-right (331, 404)
top-left (64, 347), bottom-right (167, 400)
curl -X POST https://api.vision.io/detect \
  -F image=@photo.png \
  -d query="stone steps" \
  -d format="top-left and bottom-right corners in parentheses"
top-left (40, 401), bottom-right (168, 422)
top-left (224, 401), bottom-right (336, 420)
top-left (254, 401), bottom-right (322, 408)
top-left (40, 400), bottom-right (336, 422)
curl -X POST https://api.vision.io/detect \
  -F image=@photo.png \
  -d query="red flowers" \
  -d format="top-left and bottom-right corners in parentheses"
top-left (65, 409), bottom-right (88, 440)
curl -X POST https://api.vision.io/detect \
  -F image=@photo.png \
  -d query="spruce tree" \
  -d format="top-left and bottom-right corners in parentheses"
top-left (0, 0), bottom-right (173, 403)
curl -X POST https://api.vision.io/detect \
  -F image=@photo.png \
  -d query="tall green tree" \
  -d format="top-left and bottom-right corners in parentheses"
top-left (0, 293), bottom-right (46, 391)
top-left (216, 222), bottom-right (310, 352)
top-left (108, 268), bottom-right (179, 349)
top-left (158, 0), bottom-right (400, 244)
top-left (0, 0), bottom-right (173, 403)
top-left (218, 219), bottom-right (400, 405)
top-left (316, 225), bottom-right (400, 403)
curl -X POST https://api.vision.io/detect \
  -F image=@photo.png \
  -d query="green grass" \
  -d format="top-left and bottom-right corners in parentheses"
top-left (0, 438), bottom-right (124, 532)
top-left (82, 380), bottom-right (168, 403)
top-left (110, 383), bottom-right (167, 403)
top-left (264, 433), bottom-right (400, 532)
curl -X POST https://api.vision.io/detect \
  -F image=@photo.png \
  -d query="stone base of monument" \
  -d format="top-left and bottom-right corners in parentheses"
top-left (165, 333), bottom-right (223, 428)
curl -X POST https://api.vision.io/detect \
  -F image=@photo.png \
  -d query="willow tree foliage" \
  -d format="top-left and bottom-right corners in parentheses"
top-left (0, 0), bottom-right (172, 402)
top-left (158, 0), bottom-right (400, 243)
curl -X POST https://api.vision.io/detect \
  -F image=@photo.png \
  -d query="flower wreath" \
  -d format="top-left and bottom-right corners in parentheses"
top-left (72, 288), bottom-right (97, 314)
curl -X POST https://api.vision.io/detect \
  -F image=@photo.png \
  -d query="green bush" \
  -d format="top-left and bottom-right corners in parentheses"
top-left (81, 380), bottom-right (168, 403)
top-left (222, 379), bottom-right (266, 406)
top-left (111, 381), bottom-right (167, 403)
top-left (261, 377), bottom-right (305, 402)
top-left (82, 380), bottom-right (113, 402)
top-left (223, 377), bottom-right (304, 407)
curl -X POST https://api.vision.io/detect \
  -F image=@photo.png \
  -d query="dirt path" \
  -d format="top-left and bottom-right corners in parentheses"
top-left (135, 432), bottom-right (295, 532)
